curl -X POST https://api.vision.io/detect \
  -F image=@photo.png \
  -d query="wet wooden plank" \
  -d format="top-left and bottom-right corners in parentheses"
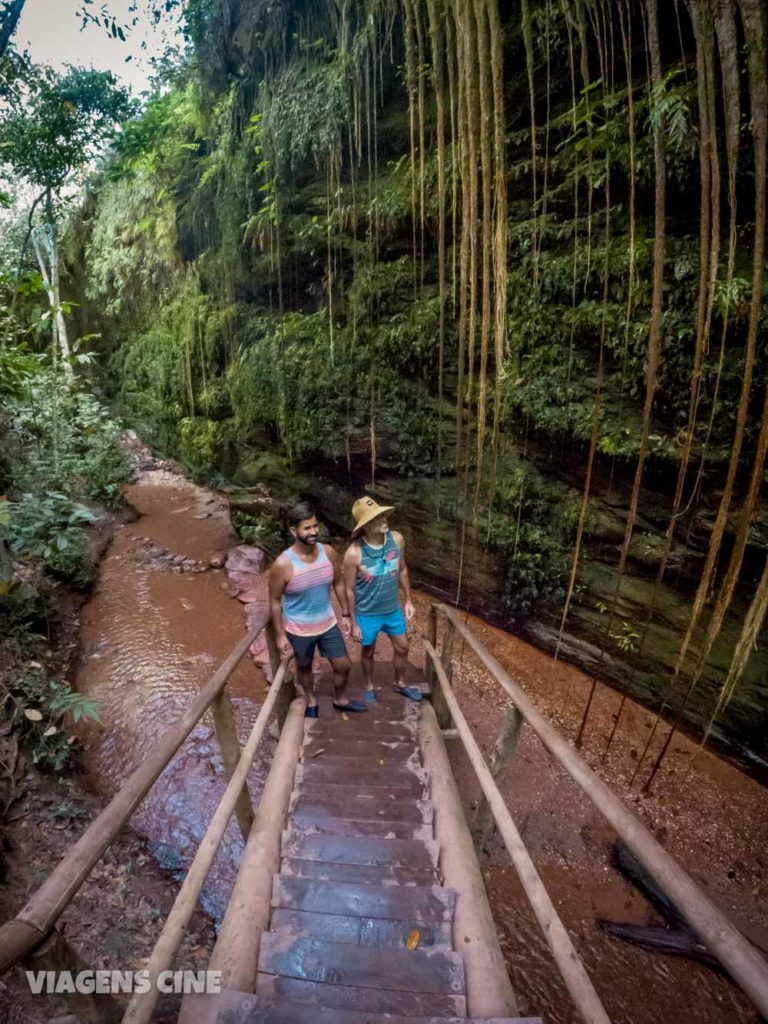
top-left (281, 831), bottom-right (439, 869)
top-left (238, 998), bottom-right (540, 1024)
top-left (307, 719), bottom-right (417, 741)
top-left (289, 814), bottom-right (433, 841)
top-left (258, 934), bottom-right (465, 994)
top-left (296, 762), bottom-right (428, 794)
top-left (281, 856), bottom-right (437, 887)
top-left (295, 780), bottom-right (424, 805)
top-left (269, 908), bottom-right (452, 950)
top-left (290, 791), bottom-right (433, 825)
top-left (303, 737), bottom-right (415, 760)
top-left (255, 974), bottom-right (466, 1017)
top-left (272, 877), bottom-right (455, 923)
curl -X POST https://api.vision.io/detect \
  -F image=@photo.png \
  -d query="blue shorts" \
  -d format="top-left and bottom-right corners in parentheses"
top-left (356, 607), bottom-right (407, 647)
top-left (287, 624), bottom-right (348, 668)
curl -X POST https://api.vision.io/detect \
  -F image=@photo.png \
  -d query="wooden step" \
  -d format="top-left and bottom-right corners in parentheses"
top-left (291, 783), bottom-right (432, 822)
top-left (282, 831), bottom-right (439, 869)
top-left (255, 975), bottom-right (466, 1017)
top-left (189, 988), bottom-right (539, 1024)
top-left (272, 876), bottom-right (455, 923)
top-left (304, 737), bottom-right (416, 760)
top-left (307, 718), bottom-right (417, 741)
top-left (281, 857), bottom-right (437, 887)
top-left (269, 908), bottom-right (452, 950)
top-left (295, 778), bottom-right (425, 803)
top-left (290, 790), bottom-right (433, 825)
top-left (241, 996), bottom-right (540, 1023)
top-left (259, 934), bottom-right (465, 995)
top-left (289, 814), bottom-right (433, 841)
top-left (296, 761), bottom-right (428, 794)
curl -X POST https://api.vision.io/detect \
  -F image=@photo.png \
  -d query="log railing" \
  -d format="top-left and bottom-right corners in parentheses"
top-left (425, 602), bottom-right (768, 1022)
top-left (0, 612), bottom-right (291, 981)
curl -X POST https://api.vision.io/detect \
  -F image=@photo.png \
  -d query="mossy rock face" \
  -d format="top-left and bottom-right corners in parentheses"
top-left (178, 417), bottom-right (237, 473)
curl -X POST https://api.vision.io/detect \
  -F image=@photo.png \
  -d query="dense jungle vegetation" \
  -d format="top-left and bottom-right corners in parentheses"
top-left (1, 0), bottom-right (767, 786)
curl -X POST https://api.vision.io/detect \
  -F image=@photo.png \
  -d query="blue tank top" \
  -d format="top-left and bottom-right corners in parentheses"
top-left (354, 533), bottom-right (401, 616)
top-left (283, 545), bottom-right (336, 637)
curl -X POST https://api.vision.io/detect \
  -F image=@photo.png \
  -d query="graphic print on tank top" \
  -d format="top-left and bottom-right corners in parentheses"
top-left (283, 544), bottom-right (337, 636)
top-left (355, 533), bottom-right (401, 616)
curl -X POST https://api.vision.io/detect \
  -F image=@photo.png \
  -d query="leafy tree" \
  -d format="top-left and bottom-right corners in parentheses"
top-left (0, 65), bottom-right (133, 373)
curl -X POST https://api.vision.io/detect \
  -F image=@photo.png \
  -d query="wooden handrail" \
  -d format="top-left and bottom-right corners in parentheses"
top-left (425, 640), bottom-right (611, 1024)
top-left (0, 614), bottom-right (268, 974)
top-left (433, 602), bottom-right (768, 1018)
top-left (123, 656), bottom-right (292, 1024)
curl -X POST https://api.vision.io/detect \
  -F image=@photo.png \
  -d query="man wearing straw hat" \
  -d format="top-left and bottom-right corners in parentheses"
top-left (343, 496), bottom-right (421, 705)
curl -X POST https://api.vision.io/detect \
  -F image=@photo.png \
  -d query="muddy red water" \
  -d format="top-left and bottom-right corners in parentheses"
top-left (76, 469), bottom-right (767, 1022)
top-left (76, 469), bottom-right (271, 917)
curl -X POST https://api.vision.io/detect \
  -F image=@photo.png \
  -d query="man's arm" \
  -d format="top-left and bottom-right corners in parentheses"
top-left (326, 544), bottom-right (351, 633)
top-left (268, 556), bottom-right (292, 658)
top-left (393, 531), bottom-right (415, 621)
top-left (343, 544), bottom-right (362, 642)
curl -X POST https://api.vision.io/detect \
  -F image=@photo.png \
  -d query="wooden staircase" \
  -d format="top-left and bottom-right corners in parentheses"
top-left (206, 675), bottom-right (541, 1023)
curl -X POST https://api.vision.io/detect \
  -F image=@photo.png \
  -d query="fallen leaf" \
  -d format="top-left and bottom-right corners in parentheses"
top-left (341, 713), bottom-right (349, 722)
top-left (43, 725), bottom-right (57, 737)
top-left (23, 708), bottom-right (43, 722)
top-left (312, 748), bottom-right (325, 758)
top-left (406, 929), bottom-right (420, 950)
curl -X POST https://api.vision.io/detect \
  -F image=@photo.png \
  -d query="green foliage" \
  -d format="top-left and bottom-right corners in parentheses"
top-left (7, 375), bottom-right (130, 507)
top-left (1, 659), bottom-right (100, 772)
top-left (9, 491), bottom-right (96, 584)
top-left (0, 65), bottom-right (134, 191)
top-left (485, 460), bottom-right (578, 622)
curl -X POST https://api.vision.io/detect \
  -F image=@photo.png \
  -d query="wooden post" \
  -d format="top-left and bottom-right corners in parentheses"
top-left (425, 604), bottom-right (437, 690)
top-left (265, 620), bottom-right (280, 683)
top-left (431, 615), bottom-right (455, 729)
top-left (210, 691), bottom-right (253, 842)
top-left (472, 704), bottom-right (525, 847)
top-left (266, 620), bottom-right (296, 734)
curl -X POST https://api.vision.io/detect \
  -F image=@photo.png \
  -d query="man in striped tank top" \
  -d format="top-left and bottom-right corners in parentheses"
top-left (343, 497), bottom-right (421, 705)
top-left (269, 502), bottom-right (367, 717)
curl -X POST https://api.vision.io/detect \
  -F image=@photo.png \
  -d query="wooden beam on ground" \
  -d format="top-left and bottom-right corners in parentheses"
top-left (0, 616), bottom-right (268, 975)
top-left (24, 928), bottom-right (123, 1023)
top-left (425, 639), bottom-right (611, 1024)
top-left (419, 698), bottom-right (519, 1019)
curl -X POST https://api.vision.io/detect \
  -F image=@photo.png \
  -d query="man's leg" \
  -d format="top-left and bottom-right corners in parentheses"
top-left (390, 632), bottom-right (409, 688)
top-left (296, 662), bottom-right (316, 707)
top-left (385, 609), bottom-right (421, 701)
top-left (328, 654), bottom-right (353, 702)
top-left (287, 633), bottom-right (317, 710)
top-left (317, 625), bottom-right (365, 711)
top-left (361, 643), bottom-right (376, 693)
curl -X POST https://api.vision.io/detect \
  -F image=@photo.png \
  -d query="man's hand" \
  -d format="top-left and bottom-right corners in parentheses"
top-left (340, 616), bottom-right (352, 639)
top-left (404, 600), bottom-right (415, 622)
top-left (278, 633), bottom-right (292, 659)
top-left (351, 621), bottom-right (363, 643)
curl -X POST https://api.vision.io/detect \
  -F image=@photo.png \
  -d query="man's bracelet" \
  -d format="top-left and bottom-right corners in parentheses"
top-left (341, 613), bottom-right (351, 618)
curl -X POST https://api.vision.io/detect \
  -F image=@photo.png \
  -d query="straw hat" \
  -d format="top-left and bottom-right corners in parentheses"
top-left (351, 496), bottom-right (395, 536)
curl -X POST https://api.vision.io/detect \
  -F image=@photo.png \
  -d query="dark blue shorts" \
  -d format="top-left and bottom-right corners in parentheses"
top-left (287, 624), bottom-right (348, 668)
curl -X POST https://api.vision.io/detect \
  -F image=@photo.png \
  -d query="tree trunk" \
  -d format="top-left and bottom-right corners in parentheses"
top-left (0, 0), bottom-right (26, 61)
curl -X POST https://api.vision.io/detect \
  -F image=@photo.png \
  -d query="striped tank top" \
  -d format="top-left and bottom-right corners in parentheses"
top-left (355, 532), bottom-right (401, 616)
top-left (283, 544), bottom-right (337, 637)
